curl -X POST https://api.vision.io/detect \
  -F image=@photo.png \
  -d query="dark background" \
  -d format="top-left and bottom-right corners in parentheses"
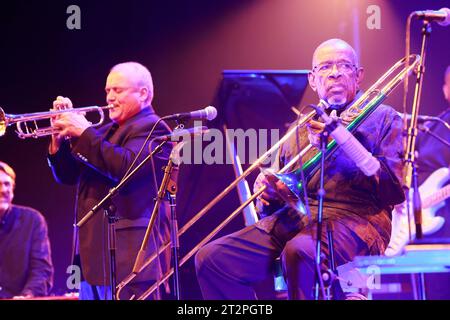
top-left (0, 0), bottom-right (449, 299)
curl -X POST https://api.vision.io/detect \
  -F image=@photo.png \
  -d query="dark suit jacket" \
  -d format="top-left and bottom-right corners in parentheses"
top-left (48, 107), bottom-right (173, 285)
top-left (0, 205), bottom-right (54, 298)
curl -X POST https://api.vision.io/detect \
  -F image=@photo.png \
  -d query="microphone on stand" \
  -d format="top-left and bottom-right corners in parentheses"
top-left (163, 106), bottom-right (217, 121)
top-left (312, 101), bottom-right (380, 176)
top-left (398, 112), bottom-right (444, 122)
top-left (412, 8), bottom-right (450, 26)
top-left (398, 112), bottom-right (450, 131)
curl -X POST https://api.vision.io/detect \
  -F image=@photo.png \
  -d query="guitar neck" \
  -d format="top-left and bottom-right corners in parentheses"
top-left (422, 184), bottom-right (450, 208)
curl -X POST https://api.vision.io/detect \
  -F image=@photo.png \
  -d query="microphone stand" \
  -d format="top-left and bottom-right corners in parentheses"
top-left (131, 127), bottom-right (183, 300)
top-left (403, 19), bottom-right (432, 301)
top-left (312, 121), bottom-right (346, 300)
top-left (167, 163), bottom-right (180, 299)
top-left (325, 220), bottom-right (345, 300)
top-left (131, 152), bottom-right (179, 299)
top-left (403, 20), bottom-right (432, 241)
top-left (105, 202), bottom-right (117, 300)
top-left (313, 129), bottom-right (330, 300)
top-left (76, 140), bottom-right (167, 300)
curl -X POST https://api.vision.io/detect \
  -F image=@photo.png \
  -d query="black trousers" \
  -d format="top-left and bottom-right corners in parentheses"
top-left (195, 217), bottom-right (372, 300)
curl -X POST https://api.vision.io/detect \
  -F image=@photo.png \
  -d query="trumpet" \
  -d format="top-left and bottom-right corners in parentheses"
top-left (116, 54), bottom-right (420, 300)
top-left (0, 105), bottom-right (115, 139)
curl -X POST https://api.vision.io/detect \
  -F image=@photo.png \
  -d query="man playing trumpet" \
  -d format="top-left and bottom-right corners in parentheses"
top-left (48, 62), bottom-right (173, 300)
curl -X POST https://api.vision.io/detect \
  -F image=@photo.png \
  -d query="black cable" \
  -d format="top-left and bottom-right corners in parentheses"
top-left (121, 117), bottom-right (164, 180)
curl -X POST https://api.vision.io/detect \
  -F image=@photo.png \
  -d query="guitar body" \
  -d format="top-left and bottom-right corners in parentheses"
top-left (420, 167), bottom-right (450, 217)
top-left (385, 167), bottom-right (449, 257)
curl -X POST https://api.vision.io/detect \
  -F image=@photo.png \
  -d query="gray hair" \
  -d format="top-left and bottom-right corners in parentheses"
top-left (110, 61), bottom-right (154, 104)
top-left (0, 161), bottom-right (16, 182)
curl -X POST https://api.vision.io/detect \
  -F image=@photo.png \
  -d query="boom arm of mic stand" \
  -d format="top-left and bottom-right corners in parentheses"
top-left (76, 140), bottom-right (167, 228)
top-left (419, 124), bottom-right (450, 149)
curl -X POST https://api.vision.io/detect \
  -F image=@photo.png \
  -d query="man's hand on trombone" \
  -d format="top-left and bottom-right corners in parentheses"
top-left (254, 172), bottom-right (297, 208)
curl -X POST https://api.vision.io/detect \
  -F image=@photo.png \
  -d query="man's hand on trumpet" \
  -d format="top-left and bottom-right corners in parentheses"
top-left (49, 96), bottom-right (71, 154)
top-left (49, 96), bottom-right (92, 153)
top-left (52, 96), bottom-right (92, 138)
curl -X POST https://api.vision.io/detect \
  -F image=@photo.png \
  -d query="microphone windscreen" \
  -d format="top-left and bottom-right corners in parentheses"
top-left (205, 106), bottom-right (217, 121)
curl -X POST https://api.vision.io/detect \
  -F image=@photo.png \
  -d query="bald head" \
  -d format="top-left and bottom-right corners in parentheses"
top-left (110, 62), bottom-right (154, 104)
top-left (308, 38), bottom-right (363, 106)
top-left (312, 39), bottom-right (359, 67)
top-left (312, 39), bottom-right (359, 68)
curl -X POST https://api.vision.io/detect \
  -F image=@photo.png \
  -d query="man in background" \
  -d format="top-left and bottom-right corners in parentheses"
top-left (385, 65), bottom-right (450, 299)
top-left (0, 161), bottom-right (53, 299)
top-left (415, 65), bottom-right (450, 299)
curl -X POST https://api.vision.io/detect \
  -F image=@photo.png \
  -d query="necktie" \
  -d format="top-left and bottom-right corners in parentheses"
top-left (105, 123), bottom-right (119, 141)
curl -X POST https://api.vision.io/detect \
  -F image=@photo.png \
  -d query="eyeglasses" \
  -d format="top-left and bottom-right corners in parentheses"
top-left (312, 61), bottom-right (357, 75)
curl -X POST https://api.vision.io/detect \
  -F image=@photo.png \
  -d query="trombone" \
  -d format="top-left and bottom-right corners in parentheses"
top-left (116, 111), bottom-right (316, 300)
top-left (116, 54), bottom-right (420, 300)
top-left (0, 105), bottom-right (114, 139)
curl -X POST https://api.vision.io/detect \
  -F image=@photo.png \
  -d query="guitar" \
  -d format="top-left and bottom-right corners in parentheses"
top-left (385, 167), bottom-right (450, 257)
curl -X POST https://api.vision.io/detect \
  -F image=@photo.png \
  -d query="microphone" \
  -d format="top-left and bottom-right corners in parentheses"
top-left (152, 126), bottom-right (209, 141)
top-left (412, 8), bottom-right (450, 26)
top-left (313, 102), bottom-right (380, 176)
top-left (163, 106), bottom-right (217, 121)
